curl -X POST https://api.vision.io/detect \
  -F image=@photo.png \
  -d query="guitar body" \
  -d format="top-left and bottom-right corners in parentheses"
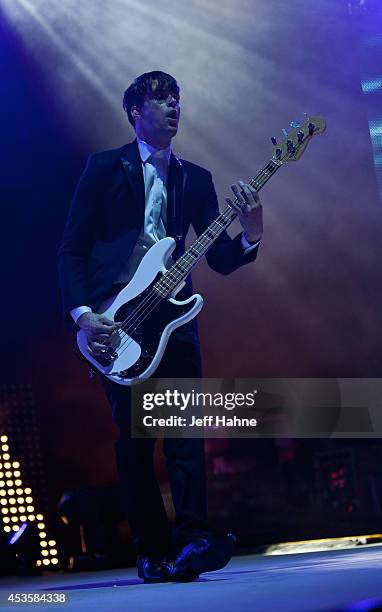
top-left (77, 237), bottom-right (203, 386)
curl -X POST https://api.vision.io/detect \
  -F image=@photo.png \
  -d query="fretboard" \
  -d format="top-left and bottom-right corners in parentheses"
top-left (154, 157), bottom-right (281, 298)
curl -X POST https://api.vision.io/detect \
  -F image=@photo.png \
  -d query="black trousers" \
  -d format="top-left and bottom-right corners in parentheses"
top-left (102, 335), bottom-right (208, 558)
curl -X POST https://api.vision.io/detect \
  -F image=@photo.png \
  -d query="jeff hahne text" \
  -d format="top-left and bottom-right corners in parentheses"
top-left (141, 389), bottom-right (259, 428)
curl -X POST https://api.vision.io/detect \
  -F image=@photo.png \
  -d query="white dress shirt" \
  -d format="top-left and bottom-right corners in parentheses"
top-left (70, 140), bottom-right (260, 324)
top-left (114, 138), bottom-right (172, 284)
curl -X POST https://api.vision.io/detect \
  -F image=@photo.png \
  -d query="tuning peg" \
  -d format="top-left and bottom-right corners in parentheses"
top-left (282, 128), bottom-right (288, 138)
top-left (271, 137), bottom-right (277, 145)
top-left (287, 139), bottom-right (294, 153)
top-left (297, 130), bottom-right (304, 143)
top-left (290, 120), bottom-right (301, 128)
top-left (308, 122), bottom-right (315, 134)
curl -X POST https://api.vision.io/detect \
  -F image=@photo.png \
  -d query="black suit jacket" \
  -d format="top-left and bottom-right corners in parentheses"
top-left (58, 140), bottom-right (259, 341)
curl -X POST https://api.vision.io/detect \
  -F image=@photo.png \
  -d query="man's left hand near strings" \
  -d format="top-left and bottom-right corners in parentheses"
top-left (226, 180), bottom-right (263, 245)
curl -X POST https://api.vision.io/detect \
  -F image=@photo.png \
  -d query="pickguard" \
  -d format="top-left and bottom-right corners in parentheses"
top-left (112, 280), bottom-right (197, 378)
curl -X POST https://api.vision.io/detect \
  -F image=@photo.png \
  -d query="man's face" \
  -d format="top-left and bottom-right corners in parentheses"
top-left (134, 90), bottom-right (180, 143)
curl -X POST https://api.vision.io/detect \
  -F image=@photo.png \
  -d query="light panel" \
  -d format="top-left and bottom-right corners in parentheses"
top-left (0, 435), bottom-right (59, 568)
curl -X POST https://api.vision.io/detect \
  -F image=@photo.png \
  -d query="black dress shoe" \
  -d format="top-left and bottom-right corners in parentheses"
top-left (137, 556), bottom-right (172, 583)
top-left (171, 532), bottom-right (236, 582)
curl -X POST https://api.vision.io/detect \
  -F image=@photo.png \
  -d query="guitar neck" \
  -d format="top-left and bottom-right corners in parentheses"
top-left (154, 157), bottom-right (281, 298)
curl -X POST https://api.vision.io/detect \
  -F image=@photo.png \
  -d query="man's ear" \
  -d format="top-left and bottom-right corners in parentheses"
top-left (131, 105), bottom-right (141, 122)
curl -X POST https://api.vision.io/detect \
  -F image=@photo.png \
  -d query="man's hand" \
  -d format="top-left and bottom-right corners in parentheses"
top-left (77, 312), bottom-right (120, 355)
top-left (226, 181), bottom-right (263, 244)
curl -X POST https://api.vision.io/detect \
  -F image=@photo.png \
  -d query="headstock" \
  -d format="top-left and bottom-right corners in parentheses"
top-left (271, 116), bottom-right (326, 163)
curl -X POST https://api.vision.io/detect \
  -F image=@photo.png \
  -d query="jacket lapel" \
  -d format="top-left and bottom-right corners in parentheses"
top-left (120, 140), bottom-right (145, 216)
top-left (167, 152), bottom-right (185, 242)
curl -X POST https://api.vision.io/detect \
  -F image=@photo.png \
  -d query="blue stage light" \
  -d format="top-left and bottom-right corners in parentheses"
top-left (8, 521), bottom-right (27, 545)
top-left (361, 77), bottom-right (382, 94)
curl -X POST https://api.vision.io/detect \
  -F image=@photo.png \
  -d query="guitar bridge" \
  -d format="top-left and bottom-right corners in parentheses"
top-left (89, 347), bottom-right (118, 368)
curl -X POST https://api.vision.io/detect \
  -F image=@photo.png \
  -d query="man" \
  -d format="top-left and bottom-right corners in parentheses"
top-left (59, 71), bottom-right (263, 583)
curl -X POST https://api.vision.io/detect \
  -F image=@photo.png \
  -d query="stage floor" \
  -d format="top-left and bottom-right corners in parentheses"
top-left (1, 546), bottom-right (382, 611)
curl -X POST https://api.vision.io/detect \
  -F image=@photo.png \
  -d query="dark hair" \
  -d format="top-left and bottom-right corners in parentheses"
top-left (122, 71), bottom-right (180, 127)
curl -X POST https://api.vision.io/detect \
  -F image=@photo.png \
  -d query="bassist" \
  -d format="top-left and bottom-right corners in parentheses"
top-left (58, 70), bottom-right (263, 583)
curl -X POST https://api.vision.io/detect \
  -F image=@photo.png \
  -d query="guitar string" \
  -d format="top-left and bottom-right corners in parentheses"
top-left (112, 123), bottom-right (317, 344)
top-left (103, 205), bottom-right (239, 360)
top-left (100, 160), bottom-right (279, 370)
top-left (110, 125), bottom-right (317, 366)
top-left (99, 161), bottom-right (275, 357)
top-left (110, 205), bottom-right (237, 339)
top-left (102, 160), bottom-right (281, 368)
top-left (113, 158), bottom-right (279, 338)
top-left (98, 160), bottom-right (280, 369)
